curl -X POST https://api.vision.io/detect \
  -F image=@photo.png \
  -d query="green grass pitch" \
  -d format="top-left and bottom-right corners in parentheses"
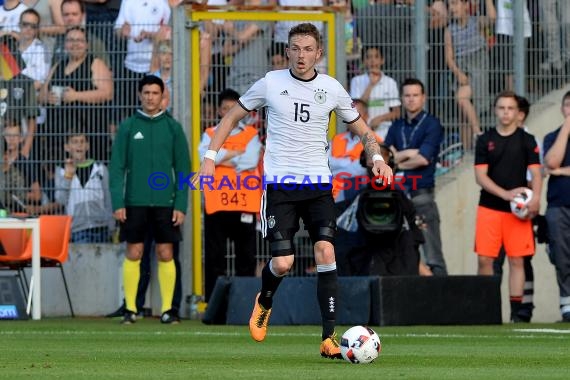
top-left (1, 319), bottom-right (569, 379)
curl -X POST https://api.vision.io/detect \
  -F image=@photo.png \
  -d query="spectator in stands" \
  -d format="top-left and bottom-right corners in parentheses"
top-left (474, 90), bottom-right (542, 323)
top-left (114, 0), bottom-right (171, 120)
top-left (23, 0), bottom-right (65, 53)
top-left (349, 46), bottom-right (400, 140)
top-left (539, 0), bottom-right (570, 74)
top-left (201, 0), bottom-right (229, 96)
top-left (198, 30), bottom-right (212, 97)
top-left (328, 0), bottom-right (361, 81)
top-left (445, 0), bottom-right (495, 151)
top-left (355, 0), bottom-right (414, 86)
top-left (53, 0), bottom-right (109, 66)
top-left (222, 0), bottom-right (272, 95)
top-left (1, 117), bottom-right (30, 214)
top-left (426, 1), bottom-right (448, 116)
top-left (544, 90), bottom-right (570, 323)
top-left (81, 0), bottom-right (123, 78)
top-left (2, 114), bottom-right (61, 215)
top-left (82, 0), bottom-right (121, 26)
top-left (40, 26), bottom-right (113, 163)
top-left (0, 0), bottom-right (28, 37)
top-left (269, 42), bottom-right (288, 70)
top-left (201, 95), bottom-right (217, 132)
top-left (492, 0), bottom-right (531, 92)
top-left (18, 9), bottom-right (51, 89)
top-left (198, 88), bottom-right (261, 301)
top-left (149, 41), bottom-right (173, 112)
top-left (0, 42), bottom-right (39, 159)
top-left (54, 128), bottom-right (114, 243)
top-left (384, 78), bottom-right (447, 276)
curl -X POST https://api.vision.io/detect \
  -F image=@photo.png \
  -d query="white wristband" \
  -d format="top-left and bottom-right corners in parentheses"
top-left (204, 149), bottom-right (217, 161)
top-left (372, 154), bottom-right (384, 163)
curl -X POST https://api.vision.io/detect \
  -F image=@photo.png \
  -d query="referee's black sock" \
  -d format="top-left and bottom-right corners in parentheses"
top-left (317, 265), bottom-right (338, 341)
top-left (259, 260), bottom-right (284, 310)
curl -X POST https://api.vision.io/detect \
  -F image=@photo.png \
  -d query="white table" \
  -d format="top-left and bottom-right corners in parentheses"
top-left (0, 218), bottom-right (41, 320)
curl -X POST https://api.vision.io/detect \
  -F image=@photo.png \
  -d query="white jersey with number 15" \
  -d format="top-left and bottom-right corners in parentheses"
top-left (239, 69), bottom-right (360, 183)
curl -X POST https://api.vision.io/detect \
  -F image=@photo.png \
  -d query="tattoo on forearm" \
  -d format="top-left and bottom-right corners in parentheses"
top-left (362, 132), bottom-right (380, 158)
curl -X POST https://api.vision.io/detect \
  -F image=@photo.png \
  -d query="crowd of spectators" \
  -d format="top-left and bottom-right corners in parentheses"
top-left (1, 0), bottom-right (568, 248)
top-left (1, 0), bottom-right (171, 242)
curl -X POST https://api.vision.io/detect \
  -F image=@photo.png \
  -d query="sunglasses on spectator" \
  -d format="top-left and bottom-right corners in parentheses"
top-left (20, 21), bottom-right (39, 29)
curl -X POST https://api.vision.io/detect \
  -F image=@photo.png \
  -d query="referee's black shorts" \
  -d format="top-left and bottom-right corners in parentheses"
top-left (120, 206), bottom-right (182, 244)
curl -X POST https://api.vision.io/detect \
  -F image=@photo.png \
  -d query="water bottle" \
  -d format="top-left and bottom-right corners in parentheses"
top-left (188, 294), bottom-right (201, 320)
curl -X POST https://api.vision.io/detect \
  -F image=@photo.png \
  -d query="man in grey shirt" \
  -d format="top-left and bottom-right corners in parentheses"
top-left (222, 0), bottom-right (271, 95)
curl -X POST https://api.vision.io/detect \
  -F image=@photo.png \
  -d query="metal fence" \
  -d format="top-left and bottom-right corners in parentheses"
top-left (1, 22), bottom-right (125, 244)
top-left (190, 1), bottom-right (569, 281)
top-left (1, 1), bottom-right (568, 281)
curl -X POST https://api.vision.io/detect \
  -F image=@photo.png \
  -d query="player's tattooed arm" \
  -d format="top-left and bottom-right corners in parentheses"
top-left (361, 131), bottom-right (381, 160)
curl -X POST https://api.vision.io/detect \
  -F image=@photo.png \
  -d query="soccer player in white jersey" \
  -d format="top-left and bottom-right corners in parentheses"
top-left (193, 23), bottom-right (392, 359)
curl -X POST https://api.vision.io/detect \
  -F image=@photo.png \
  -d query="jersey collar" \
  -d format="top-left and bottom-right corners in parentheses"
top-left (289, 68), bottom-right (318, 82)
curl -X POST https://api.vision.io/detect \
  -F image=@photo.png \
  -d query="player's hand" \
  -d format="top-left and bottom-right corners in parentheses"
top-left (372, 160), bottom-right (393, 184)
top-left (505, 187), bottom-right (528, 202)
top-left (526, 196), bottom-right (540, 219)
top-left (113, 208), bottom-right (126, 223)
top-left (191, 158), bottom-right (216, 190)
top-left (172, 210), bottom-right (185, 226)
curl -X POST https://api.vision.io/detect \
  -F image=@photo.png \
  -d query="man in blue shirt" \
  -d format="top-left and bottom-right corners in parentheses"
top-left (384, 78), bottom-right (447, 275)
top-left (544, 90), bottom-right (570, 323)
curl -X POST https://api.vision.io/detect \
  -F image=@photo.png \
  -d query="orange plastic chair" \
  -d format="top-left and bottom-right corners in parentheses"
top-left (0, 228), bottom-right (32, 295)
top-left (38, 215), bottom-right (74, 317)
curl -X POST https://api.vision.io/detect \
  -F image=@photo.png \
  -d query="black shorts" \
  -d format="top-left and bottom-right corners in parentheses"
top-left (261, 184), bottom-right (336, 252)
top-left (120, 206), bottom-right (182, 244)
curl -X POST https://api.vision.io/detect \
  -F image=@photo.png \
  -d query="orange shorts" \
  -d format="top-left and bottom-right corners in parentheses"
top-left (474, 206), bottom-right (535, 258)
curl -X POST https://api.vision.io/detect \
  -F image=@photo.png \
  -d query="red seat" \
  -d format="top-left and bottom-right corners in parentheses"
top-left (37, 215), bottom-right (74, 317)
top-left (0, 215), bottom-right (74, 317)
top-left (0, 228), bottom-right (32, 295)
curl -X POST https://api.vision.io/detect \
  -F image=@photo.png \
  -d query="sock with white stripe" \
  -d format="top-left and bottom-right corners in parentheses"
top-left (317, 263), bottom-right (337, 340)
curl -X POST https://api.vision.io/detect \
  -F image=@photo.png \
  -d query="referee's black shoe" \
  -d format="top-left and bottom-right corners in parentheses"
top-left (160, 309), bottom-right (180, 324)
top-left (121, 310), bottom-right (137, 324)
top-left (106, 305), bottom-right (125, 318)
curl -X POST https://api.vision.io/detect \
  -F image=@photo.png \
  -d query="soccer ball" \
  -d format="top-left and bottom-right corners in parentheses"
top-left (340, 325), bottom-right (382, 364)
top-left (510, 188), bottom-right (533, 220)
